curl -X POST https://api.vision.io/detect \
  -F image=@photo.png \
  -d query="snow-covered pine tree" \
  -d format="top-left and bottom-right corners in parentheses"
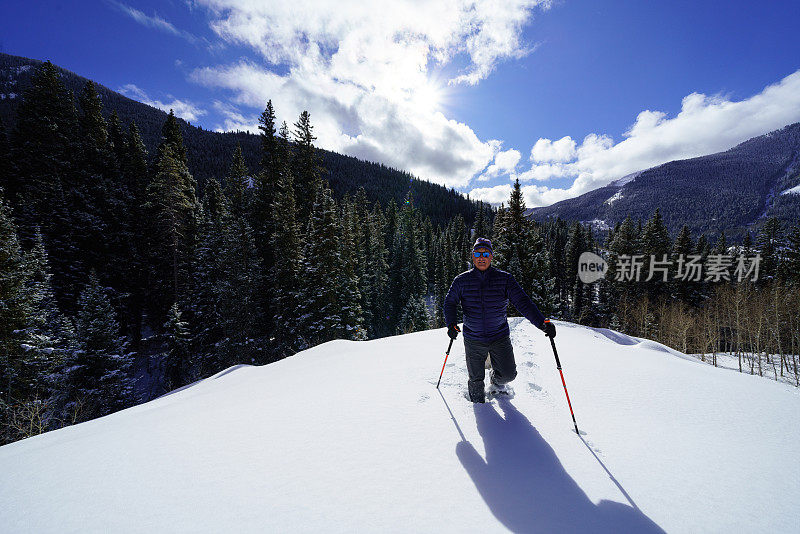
top-left (298, 181), bottom-right (343, 347)
top-left (0, 197), bottom-right (33, 408)
top-left (269, 122), bottom-right (304, 358)
top-left (527, 226), bottom-right (558, 319)
top-left (387, 193), bottom-right (427, 328)
top-left (216, 216), bottom-right (263, 365)
top-left (185, 205), bottom-right (224, 378)
top-left (473, 200), bottom-right (489, 241)
top-left (144, 142), bottom-right (198, 326)
top-left (364, 203), bottom-right (389, 338)
top-left (352, 189), bottom-right (373, 333)
top-left (432, 233), bottom-right (447, 328)
top-left (163, 302), bottom-right (190, 390)
top-left (292, 111), bottom-right (322, 223)
top-left (225, 144), bottom-right (250, 220)
top-left (336, 199), bottom-right (367, 340)
top-left (398, 296), bottom-right (431, 334)
top-left (564, 222), bottom-right (587, 322)
top-left (21, 230), bottom-right (76, 390)
top-left (62, 272), bottom-right (133, 423)
top-left (641, 208), bottom-right (672, 301)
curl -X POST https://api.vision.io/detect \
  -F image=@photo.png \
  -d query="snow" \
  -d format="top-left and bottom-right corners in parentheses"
top-left (604, 190), bottom-right (623, 205)
top-left (609, 171), bottom-right (641, 187)
top-left (1, 318), bottom-right (798, 533)
top-left (585, 218), bottom-right (611, 231)
top-left (780, 183), bottom-right (800, 195)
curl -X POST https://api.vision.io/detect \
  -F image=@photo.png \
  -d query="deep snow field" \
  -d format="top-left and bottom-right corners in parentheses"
top-left (1, 318), bottom-right (798, 533)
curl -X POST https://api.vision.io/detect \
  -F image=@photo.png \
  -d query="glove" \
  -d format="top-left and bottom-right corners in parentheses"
top-left (447, 324), bottom-right (461, 340)
top-left (543, 319), bottom-right (556, 338)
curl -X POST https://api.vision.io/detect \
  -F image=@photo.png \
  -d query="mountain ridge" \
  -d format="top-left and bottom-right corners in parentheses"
top-left (0, 52), bottom-right (479, 228)
top-left (528, 122), bottom-right (800, 240)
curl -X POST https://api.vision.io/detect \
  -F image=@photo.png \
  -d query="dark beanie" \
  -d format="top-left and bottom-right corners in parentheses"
top-left (473, 237), bottom-right (493, 252)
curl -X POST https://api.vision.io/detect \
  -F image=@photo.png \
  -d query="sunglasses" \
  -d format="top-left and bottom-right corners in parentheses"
top-left (473, 251), bottom-right (492, 258)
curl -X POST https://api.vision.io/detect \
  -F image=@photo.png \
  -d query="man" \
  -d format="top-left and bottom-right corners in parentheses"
top-left (444, 237), bottom-right (556, 403)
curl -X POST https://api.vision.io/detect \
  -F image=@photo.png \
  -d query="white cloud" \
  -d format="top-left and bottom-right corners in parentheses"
top-left (477, 69), bottom-right (800, 206)
top-left (187, 0), bottom-right (551, 187)
top-left (119, 84), bottom-right (207, 123)
top-left (530, 136), bottom-right (576, 162)
top-left (212, 101), bottom-right (256, 132)
top-left (110, 1), bottom-right (199, 43)
top-left (478, 148), bottom-right (521, 181)
top-left (469, 182), bottom-right (551, 206)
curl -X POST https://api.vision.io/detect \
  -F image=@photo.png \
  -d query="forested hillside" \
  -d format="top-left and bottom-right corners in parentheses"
top-left (529, 124), bottom-right (800, 241)
top-left (0, 52), bottom-right (476, 228)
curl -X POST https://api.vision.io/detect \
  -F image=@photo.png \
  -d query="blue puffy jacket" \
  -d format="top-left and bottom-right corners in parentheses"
top-left (444, 266), bottom-right (546, 343)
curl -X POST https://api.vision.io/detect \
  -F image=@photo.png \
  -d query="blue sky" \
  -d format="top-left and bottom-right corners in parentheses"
top-left (2, 1), bottom-right (799, 206)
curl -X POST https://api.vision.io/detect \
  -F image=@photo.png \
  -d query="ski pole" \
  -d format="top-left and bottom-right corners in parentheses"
top-left (436, 338), bottom-right (455, 389)
top-left (546, 327), bottom-right (579, 434)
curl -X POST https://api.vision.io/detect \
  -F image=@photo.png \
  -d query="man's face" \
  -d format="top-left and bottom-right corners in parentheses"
top-left (472, 247), bottom-right (492, 271)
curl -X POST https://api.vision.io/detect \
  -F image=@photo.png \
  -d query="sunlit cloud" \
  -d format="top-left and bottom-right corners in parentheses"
top-left (187, 0), bottom-right (551, 187)
top-left (471, 69), bottom-right (800, 206)
top-left (119, 83), bottom-right (207, 123)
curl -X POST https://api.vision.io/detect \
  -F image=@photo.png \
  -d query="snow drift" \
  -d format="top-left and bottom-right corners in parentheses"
top-left (1, 318), bottom-right (798, 533)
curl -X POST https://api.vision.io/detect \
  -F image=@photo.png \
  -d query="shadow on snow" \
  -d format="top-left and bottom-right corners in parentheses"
top-left (447, 395), bottom-right (665, 533)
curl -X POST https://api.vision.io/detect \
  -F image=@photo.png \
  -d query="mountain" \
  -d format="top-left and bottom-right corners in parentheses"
top-left (529, 124), bottom-right (800, 240)
top-left (0, 52), bottom-right (478, 228)
top-left (1, 318), bottom-right (797, 532)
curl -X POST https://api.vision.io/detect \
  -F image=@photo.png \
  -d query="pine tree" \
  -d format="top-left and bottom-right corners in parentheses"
top-left (253, 105), bottom-right (278, 236)
top-left (607, 216), bottom-right (641, 302)
top-left (269, 123), bottom-right (304, 356)
top-left (641, 208), bottom-right (672, 300)
top-left (364, 203), bottom-right (389, 337)
top-left (564, 222), bottom-right (586, 321)
top-left (10, 61), bottom-right (82, 310)
top-left (163, 303), bottom-right (190, 390)
top-left (62, 272), bottom-right (133, 422)
top-left (298, 181), bottom-right (343, 347)
top-left (336, 200), bottom-right (366, 340)
top-left (144, 143), bottom-right (199, 324)
top-left (387, 193), bottom-right (427, 327)
top-left (20, 230), bottom-right (75, 387)
top-left (293, 111), bottom-right (322, 222)
top-left (473, 201), bottom-right (489, 241)
top-left (215, 217), bottom-right (263, 365)
top-left (122, 121), bottom-right (150, 356)
top-left (251, 105), bottom-right (280, 338)
top-left (225, 144), bottom-right (250, 219)
top-left (671, 224), bottom-right (696, 304)
top-left (158, 110), bottom-right (188, 165)
top-left (527, 226), bottom-right (557, 318)
top-left (0, 197), bottom-right (33, 407)
top-left (398, 296), bottom-right (431, 334)
top-left (107, 111), bottom-right (127, 168)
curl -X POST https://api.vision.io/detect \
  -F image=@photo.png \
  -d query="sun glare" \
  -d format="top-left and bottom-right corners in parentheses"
top-left (410, 79), bottom-right (445, 113)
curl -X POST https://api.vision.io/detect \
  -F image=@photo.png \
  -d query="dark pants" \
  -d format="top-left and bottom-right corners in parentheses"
top-left (465, 335), bottom-right (517, 396)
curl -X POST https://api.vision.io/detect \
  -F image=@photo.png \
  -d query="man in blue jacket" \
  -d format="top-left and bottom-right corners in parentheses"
top-left (444, 237), bottom-right (556, 403)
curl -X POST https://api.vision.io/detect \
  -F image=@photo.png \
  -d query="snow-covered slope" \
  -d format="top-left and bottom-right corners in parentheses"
top-left (1, 319), bottom-right (798, 533)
